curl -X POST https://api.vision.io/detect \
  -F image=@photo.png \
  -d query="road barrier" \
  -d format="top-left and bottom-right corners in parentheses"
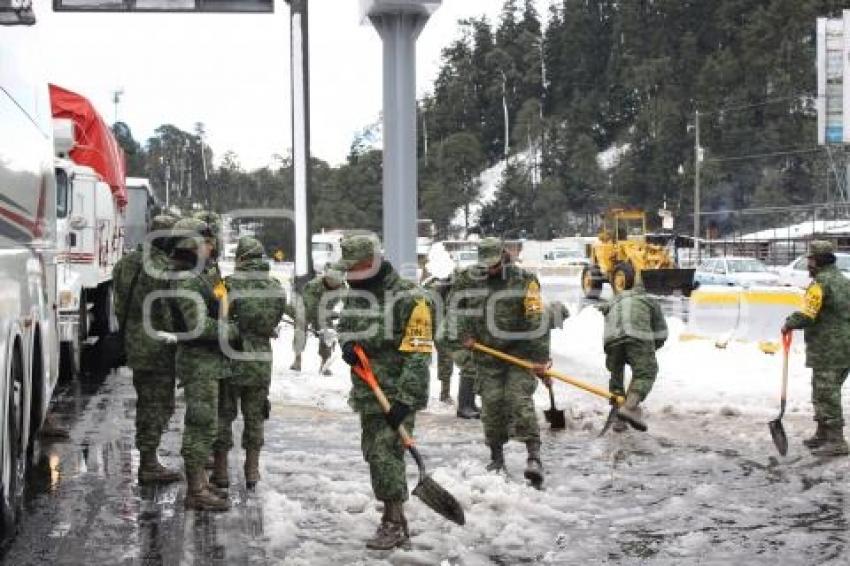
top-left (683, 286), bottom-right (803, 350)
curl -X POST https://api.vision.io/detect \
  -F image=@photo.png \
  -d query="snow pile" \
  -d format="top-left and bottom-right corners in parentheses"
top-left (270, 300), bottom-right (817, 424)
top-left (597, 142), bottom-right (631, 171)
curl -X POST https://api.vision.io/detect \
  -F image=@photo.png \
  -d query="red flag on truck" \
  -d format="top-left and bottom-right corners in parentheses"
top-left (49, 84), bottom-right (128, 210)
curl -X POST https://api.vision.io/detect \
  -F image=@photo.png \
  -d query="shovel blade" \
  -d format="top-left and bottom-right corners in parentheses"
top-left (412, 476), bottom-right (465, 526)
top-left (769, 419), bottom-right (788, 456)
top-left (545, 409), bottom-right (566, 430)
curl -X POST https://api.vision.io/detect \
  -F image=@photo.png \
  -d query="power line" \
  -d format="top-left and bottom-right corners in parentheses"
top-left (699, 94), bottom-right (819, 117)
top-left (705, 147), bottom-right (822, 163)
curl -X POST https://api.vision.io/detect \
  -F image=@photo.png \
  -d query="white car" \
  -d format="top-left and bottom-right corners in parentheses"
top-left (777, 253), bottom-right (850, 288)
top-left (694, 257), bottom-right (780, 287)
top-left (542, 248), bottom-right (589, 268)
top-left (453, 249), bottom-right (479, 270)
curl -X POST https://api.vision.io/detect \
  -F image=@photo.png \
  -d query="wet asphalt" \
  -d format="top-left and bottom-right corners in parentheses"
top-left (1, 283), bottom-right (847, 564)
top-left (2, 356), bottom-right (849, 565)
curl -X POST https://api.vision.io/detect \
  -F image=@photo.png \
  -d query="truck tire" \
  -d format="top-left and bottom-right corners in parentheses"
top-left (91, 283), bottom-right (118, 337)
top-left (612, 262), bottom-right (635, 294)
top-left (0, 345), bottom-right (25, 539)
top-left (581, 265), bottom-right (605, 299)
top-left (59, 340), bottom-right (79, 382)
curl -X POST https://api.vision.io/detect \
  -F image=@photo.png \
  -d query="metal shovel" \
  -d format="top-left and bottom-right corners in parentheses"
top-left (544, 383), bottom-right (566, 430)
top-left (768, 332), bottom-right (793, 456)
top-left (352, 346), bottom-right (465, 526)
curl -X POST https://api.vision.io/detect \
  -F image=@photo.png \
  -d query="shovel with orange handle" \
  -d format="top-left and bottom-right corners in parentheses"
top-left (768, 331), bottom-right (793, 456)
top-left (468, 340), bottom-right (648, 433)
top-left (350, 345), bottom-right (465, 526)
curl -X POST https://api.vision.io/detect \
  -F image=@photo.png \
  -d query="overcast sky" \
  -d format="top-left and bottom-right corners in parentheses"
top-left (37, 0), bottom-right (547, 169)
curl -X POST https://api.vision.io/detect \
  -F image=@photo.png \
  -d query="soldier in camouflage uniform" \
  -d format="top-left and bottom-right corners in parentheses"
top-left (193, 211), bottom-right (223, 280)
top-left (783, 241), bottom-right (850, 457)
top-left (290, 268), bottom-right (345, 374)
top-left (337, 234), bottom-right (432, 550)
top-left (169, 218), bottom-right (239, 511)
top-left (211, 237), bottom-right (287, 490)
top-left (113, 214), bottom-right (182, 485)
top-left (599, 276), bottom-right (668, 432)
top-left (447, 238), bottom-right (551, 486)
top-left (423, 276), bottom-right (455, 404)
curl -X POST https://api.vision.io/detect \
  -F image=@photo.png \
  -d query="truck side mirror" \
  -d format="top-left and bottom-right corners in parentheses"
top-left (67, 233), bottom-right (77, 247)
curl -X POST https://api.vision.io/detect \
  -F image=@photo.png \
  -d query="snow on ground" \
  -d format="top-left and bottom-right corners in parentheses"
top-left (257, 280), bottom-right (850, 564)
top-left (270, 292), bottom-right (823, 430)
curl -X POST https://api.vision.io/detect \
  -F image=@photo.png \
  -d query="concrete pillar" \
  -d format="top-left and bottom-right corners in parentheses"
top-left (363, 1), bottom-right (441, 280)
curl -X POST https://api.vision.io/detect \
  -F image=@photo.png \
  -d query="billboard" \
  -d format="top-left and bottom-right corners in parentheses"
top-left (53, 0), bottom-right (273, 12)
top-left (817, 10), bottom-right (850, 145)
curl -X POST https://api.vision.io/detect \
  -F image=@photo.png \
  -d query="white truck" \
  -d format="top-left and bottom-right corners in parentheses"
top-left (51, 88), bottom-right (127, 379)
top-left (124, 177), bottom-right (155, 252)
top-left (0, 4), bottom-right (61, 536)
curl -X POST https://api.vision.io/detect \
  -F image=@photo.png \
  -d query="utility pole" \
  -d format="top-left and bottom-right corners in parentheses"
top-left (112, 88), bottom-right (124, 124)
top-left (285, 0), bottom-right (313, 286)
top-left (694, 109), bottom-right (702, 261)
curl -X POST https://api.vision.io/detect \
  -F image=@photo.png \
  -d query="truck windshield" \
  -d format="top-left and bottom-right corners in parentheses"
top-left (0, 1), bottom-right (35, 25)
top-left (56, 169), bottom-right (70, 218)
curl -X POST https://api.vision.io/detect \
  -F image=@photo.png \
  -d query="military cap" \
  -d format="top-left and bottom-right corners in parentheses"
top-left (339, 234), bottom-right (381, 270)
top-left (807, 240), bottom-right (835, 257)
top-left (150, 214), bottom-right (178, 232)
top-left (236, 236), bottom-right (265, 260)
top-left (172, 217), bottom-right (211, 251)
top-left (193, 210), bottom-right (221, 227)
top-left (477, 237), bottom-right (504, 268)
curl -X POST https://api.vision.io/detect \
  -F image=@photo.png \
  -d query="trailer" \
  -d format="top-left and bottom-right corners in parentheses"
top-left (0, 11), bottom-right (61, 537)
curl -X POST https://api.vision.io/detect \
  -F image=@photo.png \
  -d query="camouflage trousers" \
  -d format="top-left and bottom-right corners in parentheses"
top-left (132, 370), bottom-right (176, 453)
top-left (181, 372), bottom-right (220, 470)
top-left (360, 412), bottom-right (416, 502)
top-left (477, 365), bottom-right (540, 446)
top-left (214, 381), bottom-right (270, 451)
top-left (606, 339), bottom-right (659, 401)
top-left (812, 368), bottom-right (850, 428)
top-left (436, 344), bottom-right (453, 384)
top-left (293, 322), bottom-right (333, 360)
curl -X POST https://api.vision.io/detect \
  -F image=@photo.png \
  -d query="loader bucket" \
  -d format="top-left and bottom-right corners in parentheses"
top-left (640, 268), bottom-right (696, 296)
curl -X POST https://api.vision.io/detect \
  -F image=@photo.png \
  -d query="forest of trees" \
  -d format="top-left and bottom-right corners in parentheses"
top-left (118, 0), bottom-right (850, 249)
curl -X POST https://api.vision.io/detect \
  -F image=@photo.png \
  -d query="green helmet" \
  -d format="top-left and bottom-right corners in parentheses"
top-left (193, 210), bottom-right (221, 233)
top-left (150, 214), bottom-right (178, 233)
top-left (339, 233), bottom-right (381, 270)
top-left (807, 240), bottom-right (835, 257)
top-left (236, 236), bottom-right (265, 260)
top-left (477, 237), bottom-right (504, 268)
top-left (172, 218), bottom-right (211, 252)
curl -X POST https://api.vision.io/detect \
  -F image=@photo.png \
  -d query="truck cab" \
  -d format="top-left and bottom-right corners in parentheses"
top-left (52, 108), bottom-right (125, 379)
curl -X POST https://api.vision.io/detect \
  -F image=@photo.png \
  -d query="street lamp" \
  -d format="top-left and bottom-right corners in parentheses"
top-left (361, 0), bottom-right (441, 280)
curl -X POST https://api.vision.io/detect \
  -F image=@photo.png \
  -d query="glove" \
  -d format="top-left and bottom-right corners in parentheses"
top-left (654, 339), bottom-right (666, 350)
top-left (384, 402), bottom-right (410, 430)
top-left (341, 342), bottom-right (359, 366)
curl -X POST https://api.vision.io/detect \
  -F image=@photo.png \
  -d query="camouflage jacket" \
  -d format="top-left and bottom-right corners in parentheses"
top-left (293, 275), bottom-right (341, 330)
top-left (226, 257), bottom-right (287, 386)
top-left (113, 245), bottom-right (174, 373)
top-left (445, 263), bottom-right (550, 366)
top-left (169, 257), bottom-right (236, 382)
top-left (785, 265), bottom-right (850, 368)
top-left (337, 261), bottom-right (433, 414)
top-left (423, 276), bottom-right (452, 346)
top-left (601, 286), bottom-right (668, 349)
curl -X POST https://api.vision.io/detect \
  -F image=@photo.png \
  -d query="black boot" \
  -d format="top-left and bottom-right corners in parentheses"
top-left (811, 425), bottom-right (850, 457)
top-left (485, 444), bottom-right (505, 472)
top-left (803, 422), bottom-right (828, 449)
top-left (456, 375), bottom-right (481, 419)
top-left (365, 501), bottom-right (409, 550)
top-left (616, 391), bottom-right (643, 430)
top-left (524, 441), bottom-right (544, 487)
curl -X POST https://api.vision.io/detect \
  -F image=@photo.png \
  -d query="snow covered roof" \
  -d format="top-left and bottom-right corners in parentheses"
top-left (738, 220), bottom-right (850, 241)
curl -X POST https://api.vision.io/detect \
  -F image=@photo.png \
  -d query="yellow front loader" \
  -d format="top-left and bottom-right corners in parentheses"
top-left (581, 209), bottom-right (696, 298)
